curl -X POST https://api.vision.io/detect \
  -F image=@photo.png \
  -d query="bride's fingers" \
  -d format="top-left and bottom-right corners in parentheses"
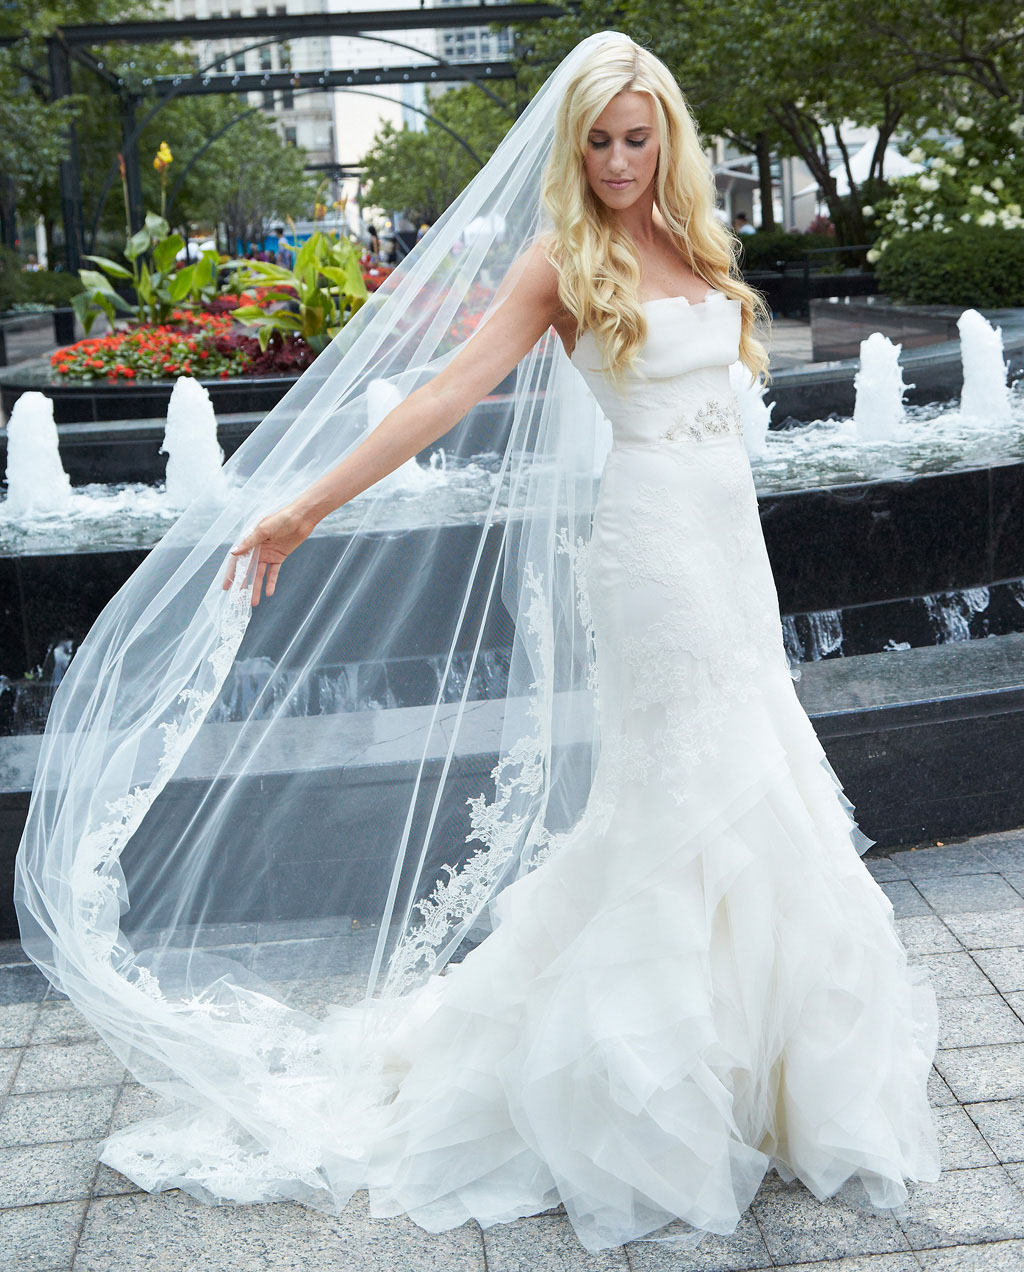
top-left (265, 562), bottom-right (282, 597)
top-left (231, 524), bottom-right (266, 557)
top-left (251, 559), bottom-right (268, 607)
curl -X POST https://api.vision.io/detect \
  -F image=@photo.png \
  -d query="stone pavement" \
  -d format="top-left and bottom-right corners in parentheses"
top-left (6, 828), bottom-right (1024, 1271)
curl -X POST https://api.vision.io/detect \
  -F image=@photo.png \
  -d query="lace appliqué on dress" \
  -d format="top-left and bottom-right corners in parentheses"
top-left (662, 397), bottom-right (744, 444)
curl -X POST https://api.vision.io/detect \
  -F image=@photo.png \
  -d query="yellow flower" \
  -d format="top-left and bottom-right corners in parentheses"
top-left (153, 141), bottom-right (173, 173)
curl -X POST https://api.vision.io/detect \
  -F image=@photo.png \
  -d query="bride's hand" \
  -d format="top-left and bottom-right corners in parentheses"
top-left (223, 503), bottom-right (317, 606)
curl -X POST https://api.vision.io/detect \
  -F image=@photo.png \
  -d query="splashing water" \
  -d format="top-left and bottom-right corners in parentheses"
top-left (852, 333), bottom-right (913, 442)
top-left (958, 309), bottom-right (1011, 426)
top-left (730, 361), bottom-right (773, 458)
top-left (3, 391), bottom-right (72, 517)
top-left (161, 377), bottom-right (227, 507)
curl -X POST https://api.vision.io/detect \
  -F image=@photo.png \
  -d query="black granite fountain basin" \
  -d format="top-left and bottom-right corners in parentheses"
top-left (5, 629), bottom-right (1024, 937)
top-left (0, 359), bottom-right (297, 424)
top-left (6, 449), bottom-right (1024, 686)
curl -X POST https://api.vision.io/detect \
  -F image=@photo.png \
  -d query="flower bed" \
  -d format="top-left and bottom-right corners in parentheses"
top-left (50, 309), bottom-right (316, 384)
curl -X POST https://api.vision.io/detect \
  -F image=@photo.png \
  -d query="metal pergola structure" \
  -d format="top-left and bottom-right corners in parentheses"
top-left (4, 4), bottom-right (565, 269)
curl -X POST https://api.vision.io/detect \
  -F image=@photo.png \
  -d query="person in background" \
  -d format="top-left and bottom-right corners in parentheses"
top-left (274, 227), bottom-right (294, 269)
top-left (732, 211), bottom-right (756, 235)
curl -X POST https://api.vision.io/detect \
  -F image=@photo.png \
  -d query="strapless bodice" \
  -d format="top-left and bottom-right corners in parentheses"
top-left (569, 289), bottom-right (744, 448)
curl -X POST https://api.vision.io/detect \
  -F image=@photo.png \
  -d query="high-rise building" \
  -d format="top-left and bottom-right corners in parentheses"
top-left (161, 0), bottom-right (336, 178)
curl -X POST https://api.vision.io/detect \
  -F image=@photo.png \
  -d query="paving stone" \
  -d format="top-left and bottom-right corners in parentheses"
top-left (108, 1081), bottom-right (166, 1134)
top-left (965, 1098), bottom-right (1024, 1164)
top-left (0, 1139), bottom-right (100, 1207)
top-left (864, 856), bottom-right (910, 883)
top-left (750, 1176), bottom-right (911, 1264)
top-left (893, 915), bottom-right (960, 957)
top-left (0, 1001), bottom-right (42, 1048)
top-left (624, 1209), bottom-right (771, 1269)
top-left (972, 948), bottom-right (1024, 995)
top-left (888, 843), bottom-right (1007, 879)
top-left (936, 1044), bottom-right (1024, 1102)
top-left (1003, 992), bottom-right (1024, 1025)
top-left (0, 1046), bottom-right (21, 1097)
top-left (1001, 872), bottom-right (1024, 901)
top-left (1004, 1162), bottom-right (1024, 1193)
top-left (930, 1104), bottom-right (998, 1169)
top-left (92, 1160), bottom-right (145, 1198)
top-left (936, 994), bottom-right (1024, 1048)
top-left (768, 1257), bottom-right (921, 1272)
top-left (483, 1213), bottom-right (628, 1270)
top-left (916, 1238), bottom-right (1024, 1269)
top-left (74, 1188), bottom-right (485, 1271)
top-left (913, 952), bottom-right (997, 998)
top-left (878, 880), bottom-right (931, 918)
top-left (972, 834), bottom-right (1024, 873)
top-left (0, 962), bottom-right (50, 1004)
top-left (913, 874), bottom-right (1024, 916)
top-left (0, 1085), bottom-right (119, 1147)
top-left (895, 1165), bottom-right (1024, 1248)
top-left (0, 1199), bottom-right (87, 1271)
top-left (13, 1042), bottom-right (125, 1093)
top-left (943, 911), bottom-right (1024, 950)
top-left (928, 1066), bottom-right (959, 1108)
top-left (30, 1000), bottom-right (102, 1046)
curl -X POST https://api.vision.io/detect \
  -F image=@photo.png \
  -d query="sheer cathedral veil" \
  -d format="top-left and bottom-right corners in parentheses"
top-left (13, 28), bottom-right (640, 1192)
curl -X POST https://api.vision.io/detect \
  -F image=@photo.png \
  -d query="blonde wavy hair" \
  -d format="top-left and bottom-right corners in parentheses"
top-left (540, 35), bottom-right (771, 387)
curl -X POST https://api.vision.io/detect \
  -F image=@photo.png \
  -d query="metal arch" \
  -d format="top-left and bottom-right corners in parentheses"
top-left (164, 85), bottom-right (486, 221)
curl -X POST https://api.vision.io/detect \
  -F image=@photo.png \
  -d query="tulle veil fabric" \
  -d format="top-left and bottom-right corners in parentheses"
top-left (12, 25), bottom-right (646, 1183)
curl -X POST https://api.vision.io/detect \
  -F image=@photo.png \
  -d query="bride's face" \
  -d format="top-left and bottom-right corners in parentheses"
top-left (583, 90), bottom-right (660, 212)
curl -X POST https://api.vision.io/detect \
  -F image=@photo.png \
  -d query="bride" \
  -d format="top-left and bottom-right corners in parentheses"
top-left (15, 31), bottom-right (940, 1254)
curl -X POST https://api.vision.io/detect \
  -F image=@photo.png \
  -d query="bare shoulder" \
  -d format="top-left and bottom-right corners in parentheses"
top-left (497, 236), bottom-right (563, 314)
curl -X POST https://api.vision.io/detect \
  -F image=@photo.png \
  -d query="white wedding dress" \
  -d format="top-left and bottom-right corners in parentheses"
top-left (101, 289), bottom-right (942, 1253)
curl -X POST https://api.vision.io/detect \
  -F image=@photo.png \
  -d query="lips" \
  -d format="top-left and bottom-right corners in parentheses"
top-left (604, 179), bottom-right (632, 189)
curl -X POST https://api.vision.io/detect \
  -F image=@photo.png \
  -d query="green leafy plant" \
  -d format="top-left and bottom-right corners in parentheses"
top-left (873, 223), bottom-right (1024, 307)
top-left (72, 210), bottom-right (221, 334)
top-left (227, 231), bottom-right (368, 353)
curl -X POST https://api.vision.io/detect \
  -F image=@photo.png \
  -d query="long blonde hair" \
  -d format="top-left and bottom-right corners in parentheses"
top-left (540, 35), bottom-right (771, 386)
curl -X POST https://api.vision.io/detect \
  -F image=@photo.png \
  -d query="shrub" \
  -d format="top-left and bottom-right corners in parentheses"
top-left (735, 230), bottom-right (840, 273)
top-left (873, 223), bottom-right (1024, 306)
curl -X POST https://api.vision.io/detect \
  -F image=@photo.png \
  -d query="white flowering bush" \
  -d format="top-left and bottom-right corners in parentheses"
top-left (869, 107), bottom-right (1024, 250)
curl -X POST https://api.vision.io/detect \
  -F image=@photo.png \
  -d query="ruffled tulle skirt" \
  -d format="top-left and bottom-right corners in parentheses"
top-left (100, 434), bottom-right (941, 1252)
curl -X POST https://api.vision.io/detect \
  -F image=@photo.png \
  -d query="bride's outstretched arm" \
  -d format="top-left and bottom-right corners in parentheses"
top-left (224, 243), bottom-right (562, 605)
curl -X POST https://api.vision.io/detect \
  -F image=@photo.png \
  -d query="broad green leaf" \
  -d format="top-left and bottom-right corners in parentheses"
top-left (144, 211), bottom-right (170, 240)
top-left (78, 268), bottom-right (118, 296)
top-left (168, 268), bottom-right (194, 302)
top-left (152, 234), bottom-right (184, 274)
top-left (82, 255), bottom-right (133, 280)
top-left (124, 228), bottom-right (151, 261)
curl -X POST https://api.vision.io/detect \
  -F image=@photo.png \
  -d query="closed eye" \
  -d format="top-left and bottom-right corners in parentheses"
top-left (589, 139), bottom-right (648, 149)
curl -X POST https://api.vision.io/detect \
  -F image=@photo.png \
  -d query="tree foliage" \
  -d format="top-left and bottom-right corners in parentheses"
top-left (360, 82), bottom-right (517, 226)
top-left (507, 0), bottom-right (1024, 246)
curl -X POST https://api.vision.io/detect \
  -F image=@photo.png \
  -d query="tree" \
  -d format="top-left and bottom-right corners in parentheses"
top-left (508, 0), bottom-right (1024, 247)
top-left (360, 82), bottom-right (517, 226)
top-left (183, 109), bottom-right (316, 252)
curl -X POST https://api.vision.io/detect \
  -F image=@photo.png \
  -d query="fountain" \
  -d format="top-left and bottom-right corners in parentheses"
top-left (852, 333), bottom-right (910, 442)
top-left (3, 304), bottom-right (1024, 933)
top-left (959, 308), bottom-right (1012, 425)
top-left (3, 391), bottom-right (72, 516)
top-left (162, 377), bottom-right (227, 506)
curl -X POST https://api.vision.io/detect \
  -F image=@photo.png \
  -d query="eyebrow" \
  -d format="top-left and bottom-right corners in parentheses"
top-left (588, 125), bottom-right (652, 136)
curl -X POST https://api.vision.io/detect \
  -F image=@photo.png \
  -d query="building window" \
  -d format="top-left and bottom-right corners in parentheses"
top-left (232, 52), bottom-right (246, 72)
top-left (284, 126), bottom-right (297, 146)
top-left (262, 91), bottom-right (275, 111)
top-left (259, 47), bottom-right (273, 70)
top-left (280, 88), bottom-right (294, 110)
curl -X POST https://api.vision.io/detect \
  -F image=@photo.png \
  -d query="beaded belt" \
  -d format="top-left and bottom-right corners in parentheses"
top-left (661, 397), bottom-right (744, 444)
